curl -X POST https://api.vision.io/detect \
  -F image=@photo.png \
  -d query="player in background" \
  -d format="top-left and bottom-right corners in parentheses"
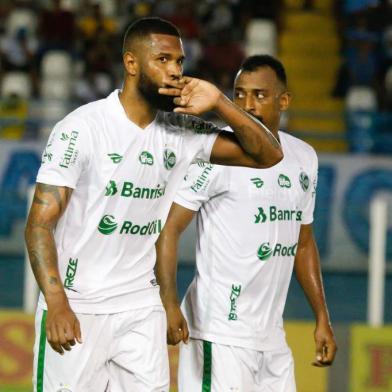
top-left (25, 18), bottom-right (283, 392)
top-left (156, 55), bottom-right (337, 391)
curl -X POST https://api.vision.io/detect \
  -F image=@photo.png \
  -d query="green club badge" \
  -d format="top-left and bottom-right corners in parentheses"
top-left (163, 149), bottom-right (176, 170)
top-left (299, 172), bottom-right (309, 191)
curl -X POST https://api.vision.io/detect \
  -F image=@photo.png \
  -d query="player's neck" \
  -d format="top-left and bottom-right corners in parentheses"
top-left (119, 84), bottom-right (157, 129)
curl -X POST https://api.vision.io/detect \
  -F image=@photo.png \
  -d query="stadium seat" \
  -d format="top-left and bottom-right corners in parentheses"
top-left (345, 86), bottom-right (377, 111)
top-left (40, 100), bottom-right (70, 139)
top-left (5, 8), bottom-right (37, 36)
top-left (1, 72), bottom-right (32, 99)
top-left (245, 19), bottom-right (277, 56)
top-left (41, 51), bottom-right (73, 79)
top-left (41, 78), bottom-right (72, 100)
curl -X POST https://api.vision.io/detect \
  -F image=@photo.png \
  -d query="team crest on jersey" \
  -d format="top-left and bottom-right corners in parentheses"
top-left (299, 171), bottom-right (309, 191)
top-left (163, 149), bottom-right (176, 170)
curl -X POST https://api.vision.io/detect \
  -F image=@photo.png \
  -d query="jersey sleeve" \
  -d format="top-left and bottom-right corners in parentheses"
top-left (174, 162), bottom-right (227, 211)
top-left (301, 151), bottom-right (318, 225)
top-left (182, 115), bottom-right (221, 163)
top-left (36, 117), bottom-right (91, 189)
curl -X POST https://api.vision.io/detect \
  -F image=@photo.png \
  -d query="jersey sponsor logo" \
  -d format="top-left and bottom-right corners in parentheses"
top-left (105, 180), bottom-right (118, 196)
top-left (278, 174), bottom-right (291, 188)
top-left (60, 132), bottom-right (69, 141)
top-left (251, 177), bottom-right (264, 188)
top-left (190, 164), bottom-right (213, 192)
top-left (107, 153), bottom-right (123, 163)
top-left (120, 219), bottom-right (162, 235)
top-left (97, 215), bottom-right (162, 236)
top-left (257, 242), bottom-right (298, 261)
top-left (139, 151), bottom-right (154, 165)
top-left (190, 119), bottom-right (216, 134)
top-left (299, 171), bottom-right (310, 191)
top-left (98, 215), bottom-right (118, 235)
top-left (59, 131), bottom-right (79, 168)
top-left (228, 284), bottom-right (242, 321)
top-left (257, 242), bottom-right (273, 260)
top-left (42, 148), bottom-right (53, 163)
top-left (105, 181), bottom-right (166, 199)
top-left (254, 206), bottom-right (302, 223)
top-left (163, 149), bottom-right (176, 170)
top-left (64, 258), bottom-right (78, 291)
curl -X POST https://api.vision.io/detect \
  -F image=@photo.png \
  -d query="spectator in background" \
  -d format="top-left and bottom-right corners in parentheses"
top-left (0, 27), bottom-right (37, 72)
top-left (36, 0), bottom-right (76, 58)
top-left (200, 28), bottom-right (245, 92)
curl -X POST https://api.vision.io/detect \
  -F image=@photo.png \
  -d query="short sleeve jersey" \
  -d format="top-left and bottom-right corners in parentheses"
top-left (36, 90), bottom-right (219, 313)
top-left (175, 131), bottom-right (318, 351)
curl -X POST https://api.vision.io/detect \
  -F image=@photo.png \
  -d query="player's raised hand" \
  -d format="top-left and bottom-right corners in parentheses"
top-left (165, 303), bottom-right (189, 345)
top-left (312, 321), bottom-right (337, 367)
top-left (159, 77), bottom-right (222, 116)
top-left (46, 295), bottom-right (82, 355)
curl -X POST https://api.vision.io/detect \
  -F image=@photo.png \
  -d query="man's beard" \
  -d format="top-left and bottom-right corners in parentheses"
top-left (138, 71), bottom-right (176, 112)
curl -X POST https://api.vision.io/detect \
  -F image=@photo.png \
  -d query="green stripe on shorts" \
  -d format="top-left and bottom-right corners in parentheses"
top-left (37, 310), bottom-right (47, 392)
top-left (202, 340), bottom-right (212, 392)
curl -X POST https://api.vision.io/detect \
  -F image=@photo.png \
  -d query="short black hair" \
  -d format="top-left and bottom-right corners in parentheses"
top-left (240, 55), bottom-right (287, 87)
top-left (123, 17), bottom-right (180, 53)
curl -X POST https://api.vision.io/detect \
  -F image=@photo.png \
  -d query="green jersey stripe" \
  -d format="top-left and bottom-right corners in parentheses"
top-left (37, 310), bottom-right (47, 392)
top-left (202, 340), bottom-right (212, 392)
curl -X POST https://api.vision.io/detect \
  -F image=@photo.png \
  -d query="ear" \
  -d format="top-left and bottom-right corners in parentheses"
top-left (279, 91), bottom-right (291, 112)
top-left (123, 51), bottom-right (138, 76)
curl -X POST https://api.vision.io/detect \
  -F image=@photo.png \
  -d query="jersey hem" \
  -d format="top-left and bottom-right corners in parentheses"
top-left (188, 330), bottom-right (288, 352)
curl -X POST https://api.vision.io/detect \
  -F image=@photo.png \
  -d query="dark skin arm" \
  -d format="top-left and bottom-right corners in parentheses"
top-left (159, 77), bottom-right (283, 168)
top-left (295, 224), bottom-right (337, 367)
top-left (25, 183), bottom-right (82, 355)
top-left (155, 203), bottom-right (195, 345)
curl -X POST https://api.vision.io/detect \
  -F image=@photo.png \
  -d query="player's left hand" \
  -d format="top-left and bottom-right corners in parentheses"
top-left (165, 302), bottom-right (189, 345)
top-left (159, 77), bottom-right (222, 115)
top-left (312, 321), bottom-right (337, 367)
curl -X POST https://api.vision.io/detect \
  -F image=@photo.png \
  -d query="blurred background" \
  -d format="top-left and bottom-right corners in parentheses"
top-left (0, 0), bottom-right (391, 391)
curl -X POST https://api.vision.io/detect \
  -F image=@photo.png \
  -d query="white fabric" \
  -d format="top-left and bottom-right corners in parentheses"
top-left (36, 89), bottom-right (219, 313)
top-left (178, 338), bottom-right (296, 392)
top-left (33, 306), bottom-right (169, 392)
top-left (175, 131), bottom-right (318, 351)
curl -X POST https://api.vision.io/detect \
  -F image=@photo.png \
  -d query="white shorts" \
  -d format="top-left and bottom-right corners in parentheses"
top-left (33, 305), bottom-right (169, 392)
top-left (178, 338), bottom-right (296, 392)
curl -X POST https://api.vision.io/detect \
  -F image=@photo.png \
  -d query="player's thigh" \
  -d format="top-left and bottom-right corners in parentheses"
top-left (178, 339), bottom-right (258, 392)
top-left (259, 346), bottom-right (296, 392)
top-left (33, 308), bottom-right (111, 392)
top-left (109, 306), bottom-right (169, 392)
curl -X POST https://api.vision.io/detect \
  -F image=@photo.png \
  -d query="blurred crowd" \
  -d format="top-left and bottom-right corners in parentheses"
top-left (0, 0), bottom-right (282, 102)
top-left (333, 0), bottom-right (392, 111)
top-left (0, 0), bottom-right (283, 138)
top-left (0, 0), bottom-right (391, 143)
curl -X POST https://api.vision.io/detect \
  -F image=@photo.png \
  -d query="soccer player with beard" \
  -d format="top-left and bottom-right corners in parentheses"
top-left (156, 55), bottom-right (337, 391)
top-left (25, 18), bottom-right (282, 392)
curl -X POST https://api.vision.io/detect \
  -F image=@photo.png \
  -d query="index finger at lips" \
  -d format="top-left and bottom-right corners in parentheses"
top-left (158, 87), bottom-right (182, 96)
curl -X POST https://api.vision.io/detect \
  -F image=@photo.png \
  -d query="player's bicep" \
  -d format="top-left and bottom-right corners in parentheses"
top-left (210, 131), bottom-right (264, 167)
top-left (27, 183), bottom-right (73, 230)
top-left (164, 202), bottom-right (196, 236)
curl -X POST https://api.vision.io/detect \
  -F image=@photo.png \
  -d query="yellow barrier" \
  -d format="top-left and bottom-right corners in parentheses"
top-left (350, 324), bottom-right (392, 392)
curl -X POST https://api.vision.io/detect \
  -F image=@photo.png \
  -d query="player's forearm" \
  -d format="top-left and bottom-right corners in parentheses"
top-left (25, 223), bottom-right (67, 304)
top-left (214, 93), bottom-right (283, 166)
top-left (295, 244), bottom-right (330, 324)
top-left (155, 231), bottom-right (181, 307)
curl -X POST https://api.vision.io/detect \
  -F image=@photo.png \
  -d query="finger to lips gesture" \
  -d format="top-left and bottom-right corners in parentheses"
top-left (159, 77), bottom-right (221, 116)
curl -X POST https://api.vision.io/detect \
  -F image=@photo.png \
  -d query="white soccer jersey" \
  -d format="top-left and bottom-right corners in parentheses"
top-left (175, 131), bottom-right (318, 351)
top-left (36, 90), bottom-right (219, 313)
